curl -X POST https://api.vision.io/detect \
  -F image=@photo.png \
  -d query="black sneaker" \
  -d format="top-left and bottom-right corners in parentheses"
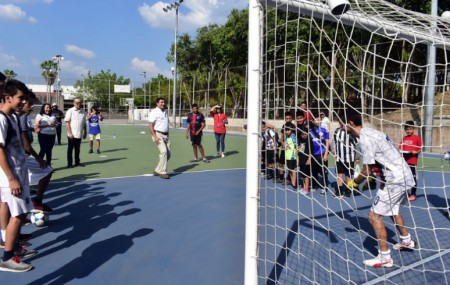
top-left (75, 163), bottom-right (85, 167)
top-left (88, 149), bottom-right (93, 154)
top-left (97, 149), bottom-right (101, 154)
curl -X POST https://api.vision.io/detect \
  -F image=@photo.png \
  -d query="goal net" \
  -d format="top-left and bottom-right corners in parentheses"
top-left (246, 0), bottom-right (450, 284)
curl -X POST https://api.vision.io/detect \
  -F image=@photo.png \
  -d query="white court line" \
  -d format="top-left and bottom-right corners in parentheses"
top-left (362, 248), bottom-right (450, 285)
top-left (49, 168), bottom-right (246, 185)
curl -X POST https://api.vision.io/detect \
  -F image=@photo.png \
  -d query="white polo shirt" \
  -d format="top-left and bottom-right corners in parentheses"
top-left (65, 107), bottom-right (86, 139)
top-left (148, 107), bottom-right (169, 133)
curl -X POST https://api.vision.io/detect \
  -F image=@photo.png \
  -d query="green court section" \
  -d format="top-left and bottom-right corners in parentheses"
top-left (45, 125), bottom-right (247, 182)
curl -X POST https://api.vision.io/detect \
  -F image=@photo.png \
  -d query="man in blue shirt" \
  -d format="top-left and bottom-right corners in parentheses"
top-left (309, 121), bottom-right (330, 195)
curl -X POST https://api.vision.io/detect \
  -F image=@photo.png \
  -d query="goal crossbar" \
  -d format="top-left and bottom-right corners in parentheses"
top-left (263, 0), bottom-right (450, 49)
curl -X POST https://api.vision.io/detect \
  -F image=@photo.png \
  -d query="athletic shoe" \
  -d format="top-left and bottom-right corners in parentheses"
top-left (153, 171), bottom-right (160, 176)
top-left (15, 246), bottom-right (37, 258)
top-left (0, 256), bottom-right (32, 272)
top-left (319, 189), bottom-right (327, 196)
top-left (266, 175), bottom-right (273, 180)
top-left (344, 192), bottom-right (351, 199)
top-left (298, 189), bottom-right (310, 196)
top-left (202, 158), bottom-right (210, 163)
top-left (75, 163), bottom-right (85, 167)
top-left (333, 192), bottom-right (344, 199)
top-left (221, 153), bottom-right (225, 158)
top-left (32, 201), bottom-right (53, 214)
top-left (273, 178), bottom-right (284, 184)
top-left (160, 174), bottom-right (170, 179)
top-left (393, 240), bottom-right (416, 251)
top-left (408, 195), bottom-right (416, 201)
top-left (97, 149), bottom-right (101, 154)
top-left (363, 255), bottom-right (393, 268)
top-left (189, 158), bottom-right (199, 162)
top-left (214, 153), bottom-right (221, 158)
top-left (287, 185), bottom-right (298, 191)
top-left (88, 149), bottom-right (93, 154)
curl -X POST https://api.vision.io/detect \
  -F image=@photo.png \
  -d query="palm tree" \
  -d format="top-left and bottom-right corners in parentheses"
top-left (40, 60), bottom-right (58, 103)
top-left (3, 69), bottom-right (17, 80)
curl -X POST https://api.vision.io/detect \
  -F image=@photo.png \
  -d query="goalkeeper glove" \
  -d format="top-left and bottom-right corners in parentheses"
top-left (347, 180), bottom-right (359, 191)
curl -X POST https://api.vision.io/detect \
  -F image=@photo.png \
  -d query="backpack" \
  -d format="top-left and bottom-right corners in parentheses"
top-left (0, 111), bottom-right (21, 148)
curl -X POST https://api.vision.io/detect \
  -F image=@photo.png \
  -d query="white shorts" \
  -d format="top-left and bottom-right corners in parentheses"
top-left (371, 184), bottom-right (410, 216)
top-left (89, 134), bottom-right (101, 141)
top-left (0, 185), bottom-right (33, 217)
top-left (27, 156), bottom-right (53, 186)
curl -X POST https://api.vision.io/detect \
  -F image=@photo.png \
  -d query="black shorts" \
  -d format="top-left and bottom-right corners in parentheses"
top-left (265, 149), bottom-right (278, 165)
top-left (278, 150), bottom-right (285, 166)
top-left (190, 134), bottom-right (203, 146)
top-left (336, 160), bottom-right (354, 177)
top-left (286, 159), bottom-right (297, 171)
top-left (299, 164), bottom-right (311, 178)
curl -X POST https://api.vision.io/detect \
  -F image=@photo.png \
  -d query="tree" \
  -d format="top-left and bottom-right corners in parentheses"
top-left (3, 70), bottom-right (17, 80)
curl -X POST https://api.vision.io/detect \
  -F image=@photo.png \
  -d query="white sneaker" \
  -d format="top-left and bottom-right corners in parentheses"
top-left (363, 254), bottom-right (393, 268)
top-left (0, 256), bottom-right (32, 272)
top-left (319, 189), bottom-right (327, 195)
top-left (393, 240), bottom-right (416, 251)
top-left (221, 153), bottom-right (225, 158)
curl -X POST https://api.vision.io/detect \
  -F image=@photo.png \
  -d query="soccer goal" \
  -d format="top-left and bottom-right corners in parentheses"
top-left (246, 0), bottom-right (450, 284)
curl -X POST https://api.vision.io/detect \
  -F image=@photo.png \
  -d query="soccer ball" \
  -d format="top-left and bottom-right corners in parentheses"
top-left (30, 212), bottom-right (49, 227)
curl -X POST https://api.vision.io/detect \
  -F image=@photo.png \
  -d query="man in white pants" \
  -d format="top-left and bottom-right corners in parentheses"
top-left (343, 110), bottom-right (416, 268)
top-left (148, 97), bottom-right (170, 179)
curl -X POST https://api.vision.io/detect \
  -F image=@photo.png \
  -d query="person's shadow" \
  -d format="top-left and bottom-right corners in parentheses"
top-left (28, 228), bottom-right (153, 285)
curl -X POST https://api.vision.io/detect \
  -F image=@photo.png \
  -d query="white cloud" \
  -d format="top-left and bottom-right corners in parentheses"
top-left (65, 45), bottom-right (96, 59)
top-left (59, 60), bottom-right (89, 77)
top-left (130, 57), bottom-right (163, 77)
top-left (0, 4), bottom-right (37, 23)
top-left (138, 0), bottom-right (247, 33)
top-left (0, 50), bottom-right (21, 68)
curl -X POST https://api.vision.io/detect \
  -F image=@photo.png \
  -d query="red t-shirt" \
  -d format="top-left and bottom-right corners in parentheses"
top-left (400, 134), bottom-right (422, 165)
top-left (210, 111), bottom-right (228, 134)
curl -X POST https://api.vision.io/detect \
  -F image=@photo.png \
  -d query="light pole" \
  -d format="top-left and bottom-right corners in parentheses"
top-left (140, 71), bottom-right (147, 109)
top-left (163, 0), bottom-right (183, 128)
top-left (53, 54), bottom-right (64, 105)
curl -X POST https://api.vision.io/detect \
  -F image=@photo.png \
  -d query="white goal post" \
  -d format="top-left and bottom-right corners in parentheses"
top-left (246, 0), bottom-right (450, 284)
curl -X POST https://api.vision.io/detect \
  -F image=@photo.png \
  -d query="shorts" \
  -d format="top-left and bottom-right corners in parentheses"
top-left (190, 134), bottom-right (203, 146)
top-left (89, 133), bottom-right (101, 141)
top-left (278, 150), bottom-right (285, 166)
top-left (0, 185), bottom-right (33, 217)
top-left (265, 149), bottom-right (278, 165)
top-left (371, 184), bottom-right (410, 216)
top-left (299, 164), bottom-right (311, 178)
top-left (286, 159), bottom-right (297, 171)
top-left (27, 156), bottom-right (53, 186)
top-left (336, 160), bottom-right (354, 177)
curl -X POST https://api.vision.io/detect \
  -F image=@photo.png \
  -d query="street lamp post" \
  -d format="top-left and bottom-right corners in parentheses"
top-left (53, 54), bottom-right (64, 106)
top-left (140, 71), bottom-right (147, 109)
top-left (163, 0), bottom-right (183, 128)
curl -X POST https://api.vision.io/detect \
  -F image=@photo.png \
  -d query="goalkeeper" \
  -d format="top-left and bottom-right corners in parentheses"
top-left (341, 110), bottom-right (416, 268)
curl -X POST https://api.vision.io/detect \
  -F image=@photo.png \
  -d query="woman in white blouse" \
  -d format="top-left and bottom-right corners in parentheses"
top-left (35, 103), bottom-right (57, 166)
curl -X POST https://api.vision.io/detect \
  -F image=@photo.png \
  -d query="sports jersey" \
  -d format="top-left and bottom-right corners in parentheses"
top-left (88, 114), bottom-right (101, 135)
top-left (359, 127), bottom-right (414, 187)
top-left (310, 126), bottom-right (329, 156)
top-left (285, 133), bottom-right (297, 160)
top-left (187, 112), bottom-right (205, 135)
top-left (263, 129), bottom-right (276, 151)
top-left (0, 115), bottom-right (28, 187)
top-left (399, 134), bottom-right (422, 165)
top-left (333, 127), bottom-right (358, 163)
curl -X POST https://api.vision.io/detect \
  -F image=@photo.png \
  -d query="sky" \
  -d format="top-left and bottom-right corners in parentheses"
top-left (0, 0), bottom-right (248, 83)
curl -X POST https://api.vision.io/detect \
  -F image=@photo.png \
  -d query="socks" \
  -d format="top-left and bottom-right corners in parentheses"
top-left (380, 249), bottom-right (391, 261)
top-left (2, 250), bottom-right (13, 261)
top-left (400, 234), bottom-right (411, 244)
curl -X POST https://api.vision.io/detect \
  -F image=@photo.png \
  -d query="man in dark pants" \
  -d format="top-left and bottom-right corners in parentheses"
top-left (51, 103), bottom-right (64, 145)
top-left (64, 99), bottom-right (86, 168)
